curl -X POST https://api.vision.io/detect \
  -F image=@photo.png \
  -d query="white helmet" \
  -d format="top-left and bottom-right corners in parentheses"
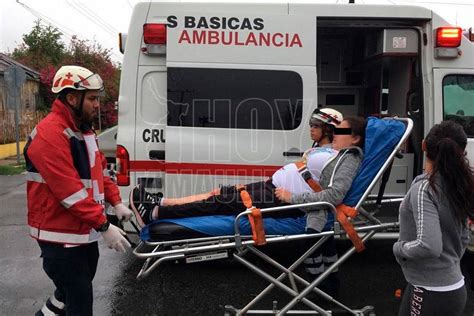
top-left (52, 65), bottom-right (104, 94)
top-left (310, 108), bottom-right (343, 126)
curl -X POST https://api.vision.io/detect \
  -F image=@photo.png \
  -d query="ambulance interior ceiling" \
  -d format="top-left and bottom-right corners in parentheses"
top-left (317, 25), bottom-right (423, 120)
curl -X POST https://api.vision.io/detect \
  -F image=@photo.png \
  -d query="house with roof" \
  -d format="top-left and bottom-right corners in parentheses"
top-left (0, 54), bottom-right (42, 144)
top-left (0, 53), bottom-right (40, 114)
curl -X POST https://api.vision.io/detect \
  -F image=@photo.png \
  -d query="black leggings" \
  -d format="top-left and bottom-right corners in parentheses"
top-left (158, 180), bottom-right (304, 219)
top-left (398, 283), bottom-right (467, 316)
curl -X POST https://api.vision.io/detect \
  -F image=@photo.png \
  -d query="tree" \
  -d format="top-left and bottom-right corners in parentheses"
top-left (10, 20), bottom-right (121, 128)
top-left (12, 20), bottom-right (66, 69)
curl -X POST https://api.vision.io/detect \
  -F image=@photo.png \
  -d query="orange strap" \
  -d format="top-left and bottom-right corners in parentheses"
top-left (336, 204), bottom-right (365, 252)
top-left (306, 178), bottom-right (322, 193)
top-left (294, 161), bottom-right (364, 252)
top-left (295, 161), bottom-right (323, 192)
top-left (294, 160), bottom-right (305, 169)
top-left (240, 190), bottom-right (267, 246)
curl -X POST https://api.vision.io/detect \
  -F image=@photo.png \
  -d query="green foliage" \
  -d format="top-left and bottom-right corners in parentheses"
top-left (0, 164), bottom-right (26, 176)
top-left (12, 20), bottom-right (66, 69)
top-left (9, 20), bottom-right (121, 128)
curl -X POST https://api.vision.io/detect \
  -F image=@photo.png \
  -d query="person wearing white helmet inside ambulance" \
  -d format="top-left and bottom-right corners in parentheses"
top-left (308, 107), bottom-right (343, 148)
top-left (25, 65), bottom-right (133, 316)
top-left (299, 107), bottom-right (344, 297)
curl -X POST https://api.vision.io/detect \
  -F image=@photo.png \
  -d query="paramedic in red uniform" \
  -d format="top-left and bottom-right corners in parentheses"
top-left (24, 65), bottom-right (133, 316)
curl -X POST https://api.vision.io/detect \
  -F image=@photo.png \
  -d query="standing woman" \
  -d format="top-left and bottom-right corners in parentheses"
top-left (393, 120), bottom-right (474, 316)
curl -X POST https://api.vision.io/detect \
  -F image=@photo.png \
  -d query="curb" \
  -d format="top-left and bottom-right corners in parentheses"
top-left (0, 141), bottom-right (26, 159)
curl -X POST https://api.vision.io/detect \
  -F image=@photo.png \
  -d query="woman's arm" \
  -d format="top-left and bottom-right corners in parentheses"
top-left (393, 180), bottom-right (442, 260)
top-left (289, 153), bottom-right (360, 205)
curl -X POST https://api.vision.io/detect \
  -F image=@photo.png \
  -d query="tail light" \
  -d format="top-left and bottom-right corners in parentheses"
top-left (436, 27), bottom-right (462, 47)
top-left (116, 145), bottom-right (130, 186)
top-left (143, 23), bottom-right (167, 44)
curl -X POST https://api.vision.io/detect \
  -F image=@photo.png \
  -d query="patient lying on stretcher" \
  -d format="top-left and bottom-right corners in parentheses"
top-left (130, 117), bottom-right (365, 234)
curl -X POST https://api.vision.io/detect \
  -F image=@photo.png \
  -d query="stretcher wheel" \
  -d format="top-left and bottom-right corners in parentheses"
top-left (359, 305), bottom-right (376, 316)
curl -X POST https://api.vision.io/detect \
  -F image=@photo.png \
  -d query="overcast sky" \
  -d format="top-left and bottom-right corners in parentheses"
top-left (1, 0), bottom-right (473, 63)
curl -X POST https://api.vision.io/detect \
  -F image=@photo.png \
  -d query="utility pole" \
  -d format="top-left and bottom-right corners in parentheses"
top-left (5, 65), bottom-right (26, 164)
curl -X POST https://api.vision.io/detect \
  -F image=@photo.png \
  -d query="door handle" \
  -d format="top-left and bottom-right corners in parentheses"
top-left (149, 150), bottom-right (165, 160)
top-left (283, 151), bottom-right (304, 157)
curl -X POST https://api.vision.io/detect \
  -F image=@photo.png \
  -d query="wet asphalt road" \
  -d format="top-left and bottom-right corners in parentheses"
top-left (1, 174), bottom-right (473, 315)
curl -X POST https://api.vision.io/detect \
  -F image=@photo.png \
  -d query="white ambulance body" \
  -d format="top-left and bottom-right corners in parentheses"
top-left (116, 1), bottom-right (474, 209)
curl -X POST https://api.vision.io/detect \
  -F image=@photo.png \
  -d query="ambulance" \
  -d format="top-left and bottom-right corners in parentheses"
top-left (115, 1), bottom-right (474, 215)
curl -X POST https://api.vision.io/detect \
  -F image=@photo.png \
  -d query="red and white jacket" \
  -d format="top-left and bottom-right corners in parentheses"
top-left (25, 99), bottom-right (121, 245)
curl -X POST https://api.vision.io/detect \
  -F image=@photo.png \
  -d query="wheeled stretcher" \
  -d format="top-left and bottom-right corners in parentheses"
top-left (132, 117), bottom-right (413, 315)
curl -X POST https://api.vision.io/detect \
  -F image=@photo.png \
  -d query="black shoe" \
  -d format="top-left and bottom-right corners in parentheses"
top-left (35, 295), bottom-right (66, 316)
top-left (129, 186), bottom-right (159, 227)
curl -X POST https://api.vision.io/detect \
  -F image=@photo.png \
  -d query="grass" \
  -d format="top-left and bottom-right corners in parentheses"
top-left (0, 163), bottom-right (26, 175)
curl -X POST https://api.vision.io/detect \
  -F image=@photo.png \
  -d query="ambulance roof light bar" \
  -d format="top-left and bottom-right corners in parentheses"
top-left (436, 27), bottom-right (462, 48)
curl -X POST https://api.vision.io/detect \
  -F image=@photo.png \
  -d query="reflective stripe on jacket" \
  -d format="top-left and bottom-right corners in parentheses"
top-left (25, 99), bottom-right (121, 245)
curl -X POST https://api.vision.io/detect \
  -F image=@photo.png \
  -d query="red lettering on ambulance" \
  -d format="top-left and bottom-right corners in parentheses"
top-left (178, 30), bottom-right (191, 44)
top-left (176, 30), bottom-right (303, 48)
top-left (245, 33), bottom-right (257, 46)
top-left (208, 31), bottom-right (219, 44)
top-left (259, 33), bottom-right (270, 46)
top-left (272, 33), bottom-right (284, 47)
top-left (290, 34), bottom-right (303, 47)
top-left (193, 30), bottom-right (206, 44)
top-left (221, 31), bottom-right (232, 45)
top-left (235, 32), bottom-right (244, 46)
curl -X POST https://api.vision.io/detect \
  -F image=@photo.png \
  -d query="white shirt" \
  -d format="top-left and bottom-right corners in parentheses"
top-left (272, 147), bottom-right (337, 195)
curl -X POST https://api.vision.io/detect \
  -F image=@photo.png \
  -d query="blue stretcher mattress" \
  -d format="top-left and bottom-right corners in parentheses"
top-left (140, 117), bottom-right (406, 242)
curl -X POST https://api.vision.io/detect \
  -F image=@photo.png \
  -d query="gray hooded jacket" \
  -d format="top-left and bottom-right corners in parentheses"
top-left (291, 146), bottom-right (364, 232)
top-left (393, 173), bottom-right (470, 287)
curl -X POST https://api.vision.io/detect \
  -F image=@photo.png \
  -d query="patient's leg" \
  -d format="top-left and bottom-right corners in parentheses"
top-left (162, 192), bottom-right (215, 206)
top-left (157, 193), bottom-right (246, 220)
top-left (159, 181), bottom-right (266, 206)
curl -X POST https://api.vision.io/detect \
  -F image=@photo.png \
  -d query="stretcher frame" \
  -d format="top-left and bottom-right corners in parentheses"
top-left (132, 117), bottom-right (413, 315)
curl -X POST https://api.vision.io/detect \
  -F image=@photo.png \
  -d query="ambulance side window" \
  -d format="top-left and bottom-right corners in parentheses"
top-left (167, 68), bottom-right (303, 130)
top-left (443, 75), bottom-right (474, 137)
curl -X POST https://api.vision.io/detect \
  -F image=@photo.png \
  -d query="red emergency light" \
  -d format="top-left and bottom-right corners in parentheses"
top-left (143, 23), bottom-right (167, 44)
top-left (436, 27), bottom-right (462, 48)
top-left (116, 145), bottom-right (130, 186)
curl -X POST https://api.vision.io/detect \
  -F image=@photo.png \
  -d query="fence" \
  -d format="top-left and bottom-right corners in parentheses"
top-left (0, 110), bottom-right (47, 144)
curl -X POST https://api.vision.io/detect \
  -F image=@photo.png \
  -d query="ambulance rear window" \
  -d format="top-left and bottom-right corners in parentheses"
top-left (167, 68), bottom-right (303, 130)
top-left (443, 75), bottom-right (474, 137)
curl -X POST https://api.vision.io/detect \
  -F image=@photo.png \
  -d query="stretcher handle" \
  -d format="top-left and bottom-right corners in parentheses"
top-left (118, 219), bottom-right (138, 248)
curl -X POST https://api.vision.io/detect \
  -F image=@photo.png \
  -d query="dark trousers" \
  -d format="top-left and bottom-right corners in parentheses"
top-left (159, 180), bottom-right (303, 219)
top-left (398, 283), bottom-right (467, 316)
top-left (461, 250), bottom-right (474, 291)
top-left (38, 241), bottom-right (99, 316)
top-left (304, 228), bottom-right (340, 296)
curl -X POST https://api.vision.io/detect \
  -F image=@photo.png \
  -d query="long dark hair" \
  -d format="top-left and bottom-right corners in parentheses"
top-left (345, 116), bottom-right (366, 148)
top-left (425, 120), bottom-right (474, 222)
